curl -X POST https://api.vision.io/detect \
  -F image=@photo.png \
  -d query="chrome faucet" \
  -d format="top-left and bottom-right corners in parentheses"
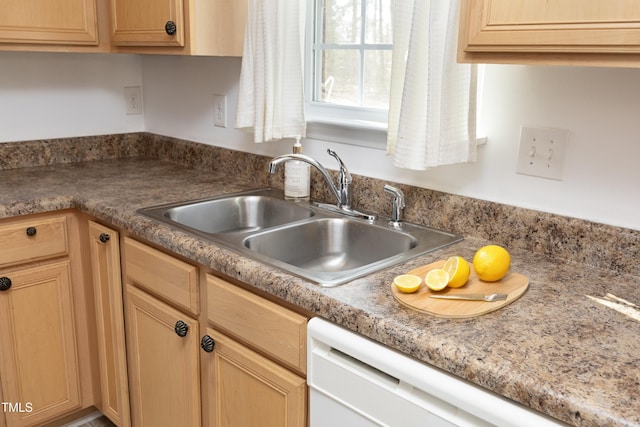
top-left (268, 149), bottom-right (375, 220)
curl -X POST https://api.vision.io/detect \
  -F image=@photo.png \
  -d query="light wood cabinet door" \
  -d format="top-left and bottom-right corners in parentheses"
top-left (204, 329), bottom-right (307, 427)
top-left (459, 0), bottom-right (640, 66)
top-left (88, 222), bottom-right (130, 427)
top-left (0, 261), bottom-right (81, 427)
top-left (110, 0), bottom-right (246, 56)
top-left (110, 0), bottom-right (185, 47)
top-left (125, 285), bottom-right (201, 427)
top-left (0, 0), bottom-right (99, 45)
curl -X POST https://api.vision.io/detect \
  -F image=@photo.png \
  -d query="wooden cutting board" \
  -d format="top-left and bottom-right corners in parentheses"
top-left (391, 260), bottom-right (528, 318)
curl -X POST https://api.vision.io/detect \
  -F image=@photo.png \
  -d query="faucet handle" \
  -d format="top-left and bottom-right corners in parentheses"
top-left (384, 184), bottom-right (405, 224)
top-left (327, 149), bottom-right (352, 184)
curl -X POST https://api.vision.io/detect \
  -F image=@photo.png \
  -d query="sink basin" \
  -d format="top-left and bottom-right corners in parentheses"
top-left (138, 188), bottom-right (462, 287)
top-left (243, 217), bottom-right (460, 286)
top-left (139, 189), bottom-right (314, 234)
top-left (244, 218), bottom-right (417, 272)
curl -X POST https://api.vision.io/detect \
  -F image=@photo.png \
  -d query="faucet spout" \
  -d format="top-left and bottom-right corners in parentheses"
top-left (268, 153), bottom-right (342, 203)
top-left (268, 149), bottom-right (376, 221)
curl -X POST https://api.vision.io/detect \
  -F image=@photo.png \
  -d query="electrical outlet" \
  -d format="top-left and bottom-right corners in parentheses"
top-left (213, 94), bottom-right (227, 128)
top-left (516, 126), bottom-right (569, 181)
top-left (124, 86), bottom-right (143, 115)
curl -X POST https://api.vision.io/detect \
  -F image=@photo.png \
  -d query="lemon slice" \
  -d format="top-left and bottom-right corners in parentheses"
top-left (425, 268), bottom-right (450, 291)
top-left (443, 256), bottom-right (470, 288)
top-left (394, 274), bottom-right (422, 293)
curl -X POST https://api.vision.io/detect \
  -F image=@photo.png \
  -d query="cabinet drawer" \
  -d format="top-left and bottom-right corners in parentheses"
top-left (207, 275), bottom-right (307, 374)
top-left (0, 215), bottom-right (68, 268)
top-left (124, 237), bottom-right (199, 315)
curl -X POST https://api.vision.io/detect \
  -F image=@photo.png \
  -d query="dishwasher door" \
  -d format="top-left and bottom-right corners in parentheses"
top-left (307, 318), bottom-right (568, 427)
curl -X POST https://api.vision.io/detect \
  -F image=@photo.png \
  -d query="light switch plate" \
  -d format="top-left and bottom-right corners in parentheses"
top-left (516, 126), bottom-right (569, 181)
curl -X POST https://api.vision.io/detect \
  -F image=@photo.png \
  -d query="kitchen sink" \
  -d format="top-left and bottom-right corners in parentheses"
top-left (138, 188), bottom-right (462, 287)
top-left (140, 189), bottom-right (314, 234)
top-left (243, 217), bottom-right (460, 285)
top-left (245, 218), bottom-right (417, 272)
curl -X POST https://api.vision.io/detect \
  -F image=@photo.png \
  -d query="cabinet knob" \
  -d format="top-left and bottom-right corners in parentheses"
top-left (165, 20), bottom-right (177, 36)
top-left (0, 277), bottom-right (12, 292)
top-left (200, 335), bottom-right (215, 353)
top-left (26, 227), bottom-right (37, 236)
top-left (174, 320), bottom-right (189, 337)
top-left (99, 233), bottom-right (110, 243)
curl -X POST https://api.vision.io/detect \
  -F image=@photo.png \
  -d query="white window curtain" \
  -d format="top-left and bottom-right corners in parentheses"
top-left (235, 0), bottom-right (307, 143)
top-left (386, 0), bottom-right (478, 170)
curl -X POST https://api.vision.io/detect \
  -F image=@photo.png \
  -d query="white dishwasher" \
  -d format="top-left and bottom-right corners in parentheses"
top-left (307, 318), bottom-right (568, 427)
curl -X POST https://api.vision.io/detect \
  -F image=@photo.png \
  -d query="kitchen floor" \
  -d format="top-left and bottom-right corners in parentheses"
top-left (63, 415), bottom-right (116, 427)
top-left (81, 417), bottom-right (115, 427)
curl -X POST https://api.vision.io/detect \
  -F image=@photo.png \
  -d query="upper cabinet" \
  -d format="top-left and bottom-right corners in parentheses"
top-left (0, 0), bottom-right (110, 51)
top-left (0, 0), bottom-right (245, 56)
top-left (110, 0), bottom-right (246, 56)
top-left (110, 0), bottom-right (186, 47)
top-left (458, 0), bottom-right (640, 67)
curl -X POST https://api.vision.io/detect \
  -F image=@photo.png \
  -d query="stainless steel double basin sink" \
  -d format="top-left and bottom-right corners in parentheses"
top-left (138, 188), bottom-right (461, 287)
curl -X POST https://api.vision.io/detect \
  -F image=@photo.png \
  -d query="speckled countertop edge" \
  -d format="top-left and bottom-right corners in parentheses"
top-left (1, 136), bottom-right (639, 427)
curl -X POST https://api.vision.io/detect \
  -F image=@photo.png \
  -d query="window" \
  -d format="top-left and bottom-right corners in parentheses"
top-left (305, 0), bottom-right (394, 134)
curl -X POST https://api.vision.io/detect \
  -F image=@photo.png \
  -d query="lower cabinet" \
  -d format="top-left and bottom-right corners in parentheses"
top-left (0, 212), bottom-right (96, 427)
top-left (88, 221), bottom-right (130, 427)
top-left (205, 329), bottom-right (307, 427)
top-left (205, 274), bottom-right (308, 427)
top-left (121, 237), bottom-right (308, 427)
top-left (125, 285), bottom-right (201, 426)
top-left (0, 261), bottom-right (81, 427)
top-left (123, 236), bottom-right (201, 427)
top-left (1, 213), bottom-right (308, 427)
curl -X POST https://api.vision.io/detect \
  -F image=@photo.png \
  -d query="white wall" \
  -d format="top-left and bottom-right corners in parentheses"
top-left (142, 55), bottom-right (640, 231)
top-left (0, 51), bottom-right (144, 142)
top-left (1, 52), bottom-right (638, 231)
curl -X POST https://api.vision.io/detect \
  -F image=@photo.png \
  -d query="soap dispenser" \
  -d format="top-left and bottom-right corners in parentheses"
top-left (284, 137), bottom-right (311, 201)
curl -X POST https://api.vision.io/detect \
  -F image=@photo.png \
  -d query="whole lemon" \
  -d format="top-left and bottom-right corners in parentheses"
top-left (472, 245), bottom-right (511, 282)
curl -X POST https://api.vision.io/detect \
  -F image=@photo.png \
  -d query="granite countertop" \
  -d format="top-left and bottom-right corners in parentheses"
top-left (1, 156), bottom-right (638, 427)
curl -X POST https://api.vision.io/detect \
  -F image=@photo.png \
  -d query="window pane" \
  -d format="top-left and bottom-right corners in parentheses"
top-left (322, 0), bottom-right (361, 44)
top-left (310, 0), bottom-right (393, 121)
top-left (363, 50), bottom-right (391, 109)
top-left (319, 49), bottom-right (360, 106)
top-left (365, 0), bottom-right (393, 44)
